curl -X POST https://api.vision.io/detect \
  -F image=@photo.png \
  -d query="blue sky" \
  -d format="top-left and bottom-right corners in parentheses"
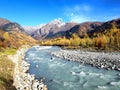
top-left (0, 0), bottom-right (120, 26)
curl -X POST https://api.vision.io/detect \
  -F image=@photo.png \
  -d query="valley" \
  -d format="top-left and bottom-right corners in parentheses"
top-left (0, 17), bottom-right (119, 90)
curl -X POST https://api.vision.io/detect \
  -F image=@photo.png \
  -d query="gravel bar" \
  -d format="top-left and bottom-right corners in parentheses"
top-left (51, 50), bottom-right (120, 71)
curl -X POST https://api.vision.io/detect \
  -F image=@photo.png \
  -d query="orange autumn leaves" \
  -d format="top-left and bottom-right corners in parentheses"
top-left (40, 26), bottom-right (120, 50)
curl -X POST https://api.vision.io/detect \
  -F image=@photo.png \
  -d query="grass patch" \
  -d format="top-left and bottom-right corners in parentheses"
top-left (0, 48), bottom-right (16, 56)
top-left (4, 48), bottom-right (16, 55)
top-left (0, 48), bottom-right (16, 90)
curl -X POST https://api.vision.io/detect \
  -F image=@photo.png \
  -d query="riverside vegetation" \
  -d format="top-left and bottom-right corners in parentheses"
top-left (0, 29), bottom-right (46, 90)
top-left (0, 48), bottom-right (16, 90)
top-left (0, 19), bottom-right (37, 89)
top-left (8, 46), bottom-right (47, 90)
top-left (40, 25), bottom-right (120, 51)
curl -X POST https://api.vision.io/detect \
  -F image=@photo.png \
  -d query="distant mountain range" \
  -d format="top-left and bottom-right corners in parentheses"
top-left (23, 19), bottom-right (77, 39)
top-left (25, 18), bottom-right (120, 39)
top-left (0, 17), bottom-right (120, 44)
top-left (23, 24), bottom-right (45, 35)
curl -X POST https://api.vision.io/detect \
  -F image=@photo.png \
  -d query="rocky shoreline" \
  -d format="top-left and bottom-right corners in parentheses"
top-left (51, 50), bottom-right (120, 71)
top-left (8, 46), bottom-right (47, 90)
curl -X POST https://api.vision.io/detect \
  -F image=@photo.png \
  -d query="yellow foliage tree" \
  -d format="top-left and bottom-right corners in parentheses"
top-left (3, 32), bottom-right (10, 41)
top-left (95, 35), bottom-right (107, 49)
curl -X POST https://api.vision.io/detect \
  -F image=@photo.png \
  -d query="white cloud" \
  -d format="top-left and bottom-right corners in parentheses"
top-left (69, 14), bottom-right (90, 23)
top-left (64, 5), bottom-right (92, 23)
top-left (65, 5), bottom-right (91, 13)
top-left (74, 5), bottom-right (91, 12)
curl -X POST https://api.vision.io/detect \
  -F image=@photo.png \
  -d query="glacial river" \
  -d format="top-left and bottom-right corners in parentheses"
top-left (25, 46), bottom-right (120, 90)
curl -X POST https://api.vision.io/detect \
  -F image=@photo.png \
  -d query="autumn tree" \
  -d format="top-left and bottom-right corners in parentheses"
top-left (3, 32), bottom-right (10, 41)
top-left (70, 34), bottom-right (80, 46)
top-left (95, 35), bottom-right (108, 49)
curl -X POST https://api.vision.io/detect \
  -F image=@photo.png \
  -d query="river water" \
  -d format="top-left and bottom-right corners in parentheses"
top-left (25, 46), bottom-right (120, 90)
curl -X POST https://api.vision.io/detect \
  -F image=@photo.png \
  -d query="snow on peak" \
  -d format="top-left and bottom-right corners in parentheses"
top-left (49, 18), bottom-right (65, 27)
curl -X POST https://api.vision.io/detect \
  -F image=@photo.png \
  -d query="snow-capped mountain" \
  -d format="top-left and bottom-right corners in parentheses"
top-left (23, 18), bottom-right (104, 40)
top-left (31, 19), bottom-right (77, 39)
top-left (48, 18), bottom-right (65, 27)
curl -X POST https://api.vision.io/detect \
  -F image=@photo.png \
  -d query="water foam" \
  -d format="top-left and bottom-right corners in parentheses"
top-left (110, 81), bottom-right (120, 86)
top-left (97, 86), bottom-right (108, 89)
top-left (38, 46), bottom-right (52, 50)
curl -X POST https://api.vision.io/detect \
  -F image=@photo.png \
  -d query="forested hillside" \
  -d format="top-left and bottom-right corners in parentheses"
top-left (40, 20), bottom-right (120, 51)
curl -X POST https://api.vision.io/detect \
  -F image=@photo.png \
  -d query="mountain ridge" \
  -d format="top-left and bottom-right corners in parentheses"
top-left (0, 18), bottom-right (36, 49)
top-left (0, 18), bottom-right (11, 26)
top-left (29, 18), bottom-right (120, 39)
top-left (23, 19), bottom-right (78, 39)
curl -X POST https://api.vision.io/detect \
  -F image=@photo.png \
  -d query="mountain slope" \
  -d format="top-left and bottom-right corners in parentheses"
top-left (27, 20), bottom-right (103, 39)
top-left (24, 18), bottom-right (120, 41)
top-left (62, 22), bottom-right (103, 38)
top-left (88, 18), bottom-right (120, 35)
top-left (40, 18), bottom-right (120, 50)
top-left (60, 18), bottom-right (120, 38)
top-left (0, 29), bottom-right (36, 49)
top-left (0, 22), bottom-right (27, 34)
top-left (23, 24), bottom-right (45, 35)
top-left (0, 18), bottom-right (11, 26)
top-left (29, 19), bottom-right (77, 39)
top-left (0, 18), bottom-right (36, 49)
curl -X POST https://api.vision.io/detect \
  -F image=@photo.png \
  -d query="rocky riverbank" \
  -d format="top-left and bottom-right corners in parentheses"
top-left (8, 46), bottom-right (47, 90)
top-left (51, 50), bottom-right (120, 71)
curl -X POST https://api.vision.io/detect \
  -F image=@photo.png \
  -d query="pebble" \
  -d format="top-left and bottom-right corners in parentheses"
top-left (9, 47), bottom-right (47, 90)
top-left (35, 65), bottom-right (39, 68)
top-left (51, 50), bottom-right (120, 71)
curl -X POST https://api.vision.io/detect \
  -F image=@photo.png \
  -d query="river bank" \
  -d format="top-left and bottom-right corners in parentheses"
top-left (25, 46), bottom-right (120, 90)
top-left (0, 52), bottom-right (16, 90)
top-left (8, 46), bottom-right (47, 90)
top-left (51, 50), bottom-right (120, 71)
